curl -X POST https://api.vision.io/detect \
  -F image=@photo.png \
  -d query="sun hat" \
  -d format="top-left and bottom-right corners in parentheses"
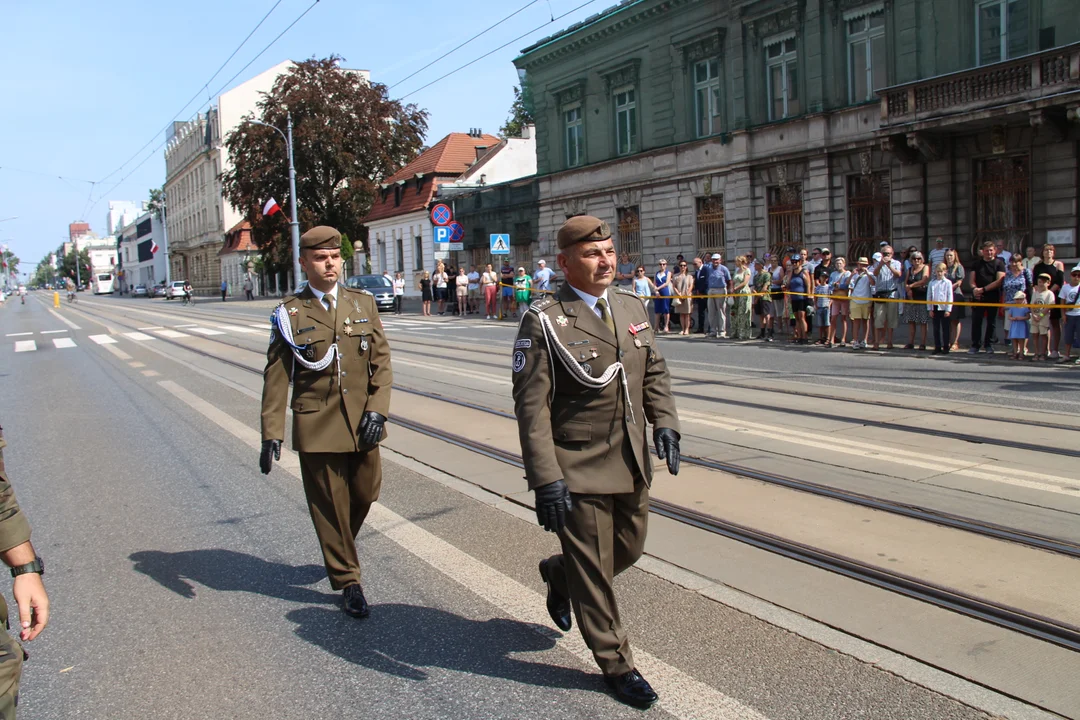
top-left (710, 253), bottom-right (721, 260)
top-left (1013, 290), bottom-right (1027, 300)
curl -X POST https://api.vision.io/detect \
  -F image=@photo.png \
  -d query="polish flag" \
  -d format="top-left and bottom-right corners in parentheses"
top-left (262, 198), bottom-right (283, 217)
top-left (150, 239), bottom-right (160, 255)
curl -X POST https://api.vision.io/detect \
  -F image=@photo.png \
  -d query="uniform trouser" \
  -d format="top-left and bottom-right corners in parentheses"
top-left (544, 480), bottom-right (649, 677)
top-left (0, 628), bottom-right (22, 719)
top-left (299, 449), bottom-right (382, 590)
top-left (707, 295), bottom-right (727, 335)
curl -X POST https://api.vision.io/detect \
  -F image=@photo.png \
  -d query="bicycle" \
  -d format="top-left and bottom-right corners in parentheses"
top-left (67, 291), bottom-right (77, 304)
top-left (182, 291), bottom-right (194, 306)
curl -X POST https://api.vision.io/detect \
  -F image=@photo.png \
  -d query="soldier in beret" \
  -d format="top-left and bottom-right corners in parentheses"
top-left (260, 226), bottom-right (393, 618)
top-left (512, 215), bottom-right (681, 709)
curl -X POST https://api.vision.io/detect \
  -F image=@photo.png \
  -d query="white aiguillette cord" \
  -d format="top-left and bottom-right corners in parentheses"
top-left (535, 309), bottom-right (635, 424)
top-left (271, 304), bottom-right (340, 377)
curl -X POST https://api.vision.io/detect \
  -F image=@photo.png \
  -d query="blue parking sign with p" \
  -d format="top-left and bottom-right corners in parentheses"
top-left (490, 234), bottom-right (510, 254)
top-left (434, 226), bottom-right (451, 244)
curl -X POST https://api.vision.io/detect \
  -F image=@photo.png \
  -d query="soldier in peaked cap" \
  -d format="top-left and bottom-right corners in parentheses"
top-left (260, 225), bottom-right (393, 619)
top-left (512, 214), bottom-right (681, 709)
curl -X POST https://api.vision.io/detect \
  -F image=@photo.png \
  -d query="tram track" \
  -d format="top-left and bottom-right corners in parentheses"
top-left (61, 299), bottom-right (1080, 655)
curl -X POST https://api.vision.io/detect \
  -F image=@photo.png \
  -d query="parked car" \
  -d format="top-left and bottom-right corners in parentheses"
top-left (150, 283), bottom-right (167, 298)
top-left (344, 275), bottom-right (394, 312)
top-left (132, 284), bottom-right (148, 297)
top-left (166, 281), bottom-right (188, 300)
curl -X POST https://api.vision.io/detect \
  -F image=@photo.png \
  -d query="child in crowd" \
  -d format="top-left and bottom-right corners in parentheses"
top-left (814, 276), bottom-right (831, 345)
top-left (1029, 273), bottom-right (1055, 361)
top-left (1058, 265), bottom-right (1080, 364)
top-left (513, 267), bottom-right (533, 318)
top-left (1006, 290), bottom-right (1030, 360)
top-left (926, 262), bottom-right (954, 355)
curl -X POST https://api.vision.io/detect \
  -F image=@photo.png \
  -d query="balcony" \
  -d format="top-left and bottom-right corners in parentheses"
top-left (878, 43), bottom-right (1080, 131)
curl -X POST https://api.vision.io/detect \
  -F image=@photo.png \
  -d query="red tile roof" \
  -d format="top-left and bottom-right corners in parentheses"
top-left (362, 132), bottom-right (500, 224)
top-left (219, 220), bottom-right (255, 256)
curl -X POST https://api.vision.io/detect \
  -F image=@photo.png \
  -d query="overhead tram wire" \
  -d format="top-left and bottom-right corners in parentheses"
top-left (85, 0), bottom-right (321, 215)
top-left (93, 0), bottom-right (287, 188)
top-left (397, 0), bottom-right (605, 101)
top-left (387, 0), bottom-right (542, 90)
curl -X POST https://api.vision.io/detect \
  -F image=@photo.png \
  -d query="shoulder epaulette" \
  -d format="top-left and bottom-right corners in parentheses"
top-left (530, 296), bottom-right (554, 312)
top-left (613, 286), bottom-right (637, 296)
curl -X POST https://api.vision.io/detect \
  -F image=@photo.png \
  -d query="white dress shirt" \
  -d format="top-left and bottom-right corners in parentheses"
top-left (569, 285), bottom-right (610, 320)
top-left (309, 283), bottom-right (339, 312)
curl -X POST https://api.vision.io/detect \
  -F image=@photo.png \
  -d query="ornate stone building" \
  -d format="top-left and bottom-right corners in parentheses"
top-left (514, 0), bottom-right (1080, 266)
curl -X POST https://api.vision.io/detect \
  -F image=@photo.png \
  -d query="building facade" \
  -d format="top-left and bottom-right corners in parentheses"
top-left (219, 220), bottom-right (259, 296)
top-left (117, 211), bottom-right (167, 291)
top-left (514, 0), bottom-right (1080, 267)
top-left (163, 61), bottom-right (293, 295)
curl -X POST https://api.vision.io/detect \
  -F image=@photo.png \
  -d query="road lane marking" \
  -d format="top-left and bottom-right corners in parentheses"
top-left (214, 325), bottom-right (264, 334)
top-left (88, 335), bottom-right (117, 345)
top-left (101, 344), bottom-right (132, 361)
top-left (138, 326), bottom-right (164, 330)
top-left (393, 357), bottom-right (512, 386)
top-left (5, 332), bottom-right (32, 337)
top-left (122, 332), bottom-right (156, 341)
top-left (248, 323), bottom-right (272, 330)
top-left (189, 327), bottom-right (226, 336)
top-left (174, 324), bottom-right (199, 328)
top-left (141, 370), bottom-right (160, 377)
top-left (155, 330), bottom-right (191, 339)
top-left (47, 308), bottom-right (81, 330)
top-left (679, 409), bottom-right (1080, 497)
top-left (40, 330), bottom-right (68, 334)
top-left (157, 378), bottom-right (766, 720)
top-left (13, 341), bottom-right (36, 353)
top-left (52, 338), bottom-right (76, 349)
top-left (129, 361), bottom-right (145, 368)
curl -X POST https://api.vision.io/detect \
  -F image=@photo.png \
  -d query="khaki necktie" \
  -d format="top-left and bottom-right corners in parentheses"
top-left (324, 293), bottom-right (336, 314)
top-left (596, 296), bottom-right (616, 335)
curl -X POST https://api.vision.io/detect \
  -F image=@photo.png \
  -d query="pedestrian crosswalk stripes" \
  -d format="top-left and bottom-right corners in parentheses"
top-left (89, 335), bottom-right (117, 345)
top-left (13, 341), bottom-right (36, 353)
top-left (52, 338), bottom-right (76, 349)
top-left (122, 332), bottom-right (156, 341)
top-left (5, 332), bottom-right (32, 337)
top-left (155, 330), bottom-right (191, 339)
top-left (215, 325), bottom-right (264, 334)
top-left (189, 327), bottom-right (226, 336)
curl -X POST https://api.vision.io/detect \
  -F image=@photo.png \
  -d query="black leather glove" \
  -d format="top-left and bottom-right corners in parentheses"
top-left (358, 411), bottom-right (387, 448)
top-left (654, 427), bottom-right (681, 476)
top-left (534, 480), bottom-right (572, 533)
top-left (260, 439), bottom-right (281, 475)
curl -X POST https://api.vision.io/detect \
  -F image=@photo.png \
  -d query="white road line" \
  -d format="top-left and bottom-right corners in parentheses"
top-left (13, 341), bottom-right (36, 353)
top-left (5, 332), bottom-right (32, 337)
top-left (138, 326), bottom-right (164, 330)
top-left (52, 338), bottom-right (76, 349)
top-left (248, 323), bottom-right (272, 330)
top-left (155, 330), bottom-right (191, 339)
top-left (122, 332), bottom-right (156, 341)
top-left (214, 325), bottom-right (264, 334)
top-left (40, 330), bottom-right (68, 335)
top-left (88, 335), bottom-right (117, 345)
top-left (47, 308), bottom-right (81, 330)
top-left (141, 369), bottom-right (160, 377)
top-left (101, 344), bottom-right (133, 361)
top-left (188, 327), bottom-right (226, 336)
top-left (680, 410), bottom-right (1080, 497)
top-left (174, 324), bottom-right (199, 329)
top-left (393, 357), bottom-right (512, 386)
top-left (158, 378), bottom-right (767, 720)
top-left (129, 361), bottom-right (146, 368)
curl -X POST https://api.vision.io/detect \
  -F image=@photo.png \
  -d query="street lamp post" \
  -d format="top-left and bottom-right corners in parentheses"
top-left (246, 112), bottom-right (303, 292)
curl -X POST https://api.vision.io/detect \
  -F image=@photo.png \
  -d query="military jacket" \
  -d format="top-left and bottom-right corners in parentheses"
top-left (0, 427), bottom-right (32, 624)
top-left (260, 285), bottom-right (393, 453)
top-left (512, 283), bottom-right (679, 495)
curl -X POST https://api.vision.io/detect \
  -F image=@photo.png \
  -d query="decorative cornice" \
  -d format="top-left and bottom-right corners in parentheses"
top-left (744, 2), bottom-right (804, 48)
top-left (601, 59), bottom-right (641, 91)
top-left (517, 0), bottom-right (695, 70)
top-left (828, 0), bottom-right (892, 26)
top-left (552, 80), bottom-right (586, 108)
top-left (675, 28), bottom-right (726, 64)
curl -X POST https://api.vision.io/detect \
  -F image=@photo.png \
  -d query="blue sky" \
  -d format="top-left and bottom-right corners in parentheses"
top-left (0, 0), bottom-right (611, 273)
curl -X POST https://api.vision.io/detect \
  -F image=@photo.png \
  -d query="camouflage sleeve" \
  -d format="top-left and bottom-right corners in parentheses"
top-left (0, 432), bottom-right (32, 554)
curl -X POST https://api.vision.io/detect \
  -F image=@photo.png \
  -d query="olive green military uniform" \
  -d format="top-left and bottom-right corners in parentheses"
top-left (260, 229), bottom-right (393, 590)
top-left (512, 252), bottom-right (679, 676)
top-left (0, 428), bottom-right (31, 719)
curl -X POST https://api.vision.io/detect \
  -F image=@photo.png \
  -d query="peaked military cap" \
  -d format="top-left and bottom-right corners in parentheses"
top-left (300, 226), bottom-right (342, 250)
top-left (557, 215), bottom-right (612, 250)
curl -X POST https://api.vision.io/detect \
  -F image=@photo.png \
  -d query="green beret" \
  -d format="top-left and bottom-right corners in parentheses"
top-left (557, 215), bottom-right (612, 250)
top-left (300, 226), bottom-right (341, 250)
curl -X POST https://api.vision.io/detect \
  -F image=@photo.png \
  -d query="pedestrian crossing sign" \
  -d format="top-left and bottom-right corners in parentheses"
top-left (490, 234), bottom-right (510, 254)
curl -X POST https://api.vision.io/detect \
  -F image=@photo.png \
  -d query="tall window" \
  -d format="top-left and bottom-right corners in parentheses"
top-left (847, 173), bottom-right (891, 262)
top-left (696, 196), bottom-right (725, 256)
top-left (974, 155), bottom-right (1030, 256)
top-left (977, 0), bottom-right (1028, 66)
top-left (564, 104), bottom-right (584, 167)
top-left (767, 185), bottom-right (803, 259)
top-left (414, 236), bottom-right (423, 271)
top-left (848, 10), bottom-right (887, 103)
top-left (766, 37), bottom-right (799, 120)
top-left (614, 87), bottom-right (638, 155)
top-left (694, 59), bottom-right (721, 138)
top-left (617, 207), bottom-right (641, 266)
top-left (396, 237), bottom-right (404, 272)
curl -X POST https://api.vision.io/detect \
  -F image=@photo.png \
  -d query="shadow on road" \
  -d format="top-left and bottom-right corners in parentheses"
top-left (129, 548), bottom-right (336, 604)
top-left (287, 604), bottom-right (598, 690)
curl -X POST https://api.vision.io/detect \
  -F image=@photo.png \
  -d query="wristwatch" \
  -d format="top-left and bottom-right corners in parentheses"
top-left (10, 557), bottom-right (43, 578)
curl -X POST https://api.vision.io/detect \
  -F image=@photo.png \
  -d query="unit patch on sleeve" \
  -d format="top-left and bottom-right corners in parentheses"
top-left (512, 350), bottom-right (527, 373)
top-left (514, 339), bottom-right (532, 349)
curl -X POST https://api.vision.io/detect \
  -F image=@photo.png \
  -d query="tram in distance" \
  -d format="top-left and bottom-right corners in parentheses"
top-left (92, 272), bottom-right (114, 295)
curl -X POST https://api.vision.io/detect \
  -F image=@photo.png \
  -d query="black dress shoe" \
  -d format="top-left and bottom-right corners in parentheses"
top-left (604, 669), bottom-right (658, 709)
top-left (538, 560), bottom-right (572, 631)
top-left (342, 584), bottom-right (370, 618)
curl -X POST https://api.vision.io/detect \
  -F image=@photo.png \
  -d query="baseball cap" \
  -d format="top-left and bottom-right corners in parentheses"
top-left (710, 253), bottom-right (721, 260)
top-left (517, 267), bottom-right (525, 272)
top-left (1013, 290), bottom-right (1027, 300)
top-left (821, 248), bottom-right (831, 254)
top-left (872, 252), bottom-right (883, 262)
top-left (934, 237), bottom-right (945, 243)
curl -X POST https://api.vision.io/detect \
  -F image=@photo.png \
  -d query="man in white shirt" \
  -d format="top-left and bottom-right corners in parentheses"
top-left (466, 265), bottom-right (481, 314)
top-left (872, 246), bottom-right (902, 349)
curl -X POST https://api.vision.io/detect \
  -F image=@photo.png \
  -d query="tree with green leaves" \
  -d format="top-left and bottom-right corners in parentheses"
top-left (147, 186), bottom-right (166, 221)
top-left (32, 257), bottom-right (54, 287)
top-left (58, 247), bottom-right (90, 283)
top-left (340, 232), bottom-right (354, 267)
top-left (499, 85), bottom-right (534, 138)
top-left (0, 248), bottom-right (18, 279)
top-left (221, 56), bottom-right (429, 275)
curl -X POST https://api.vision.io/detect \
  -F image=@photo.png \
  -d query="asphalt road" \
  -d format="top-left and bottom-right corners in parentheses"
top-left (0, 294), bottom-right (1015, 718)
